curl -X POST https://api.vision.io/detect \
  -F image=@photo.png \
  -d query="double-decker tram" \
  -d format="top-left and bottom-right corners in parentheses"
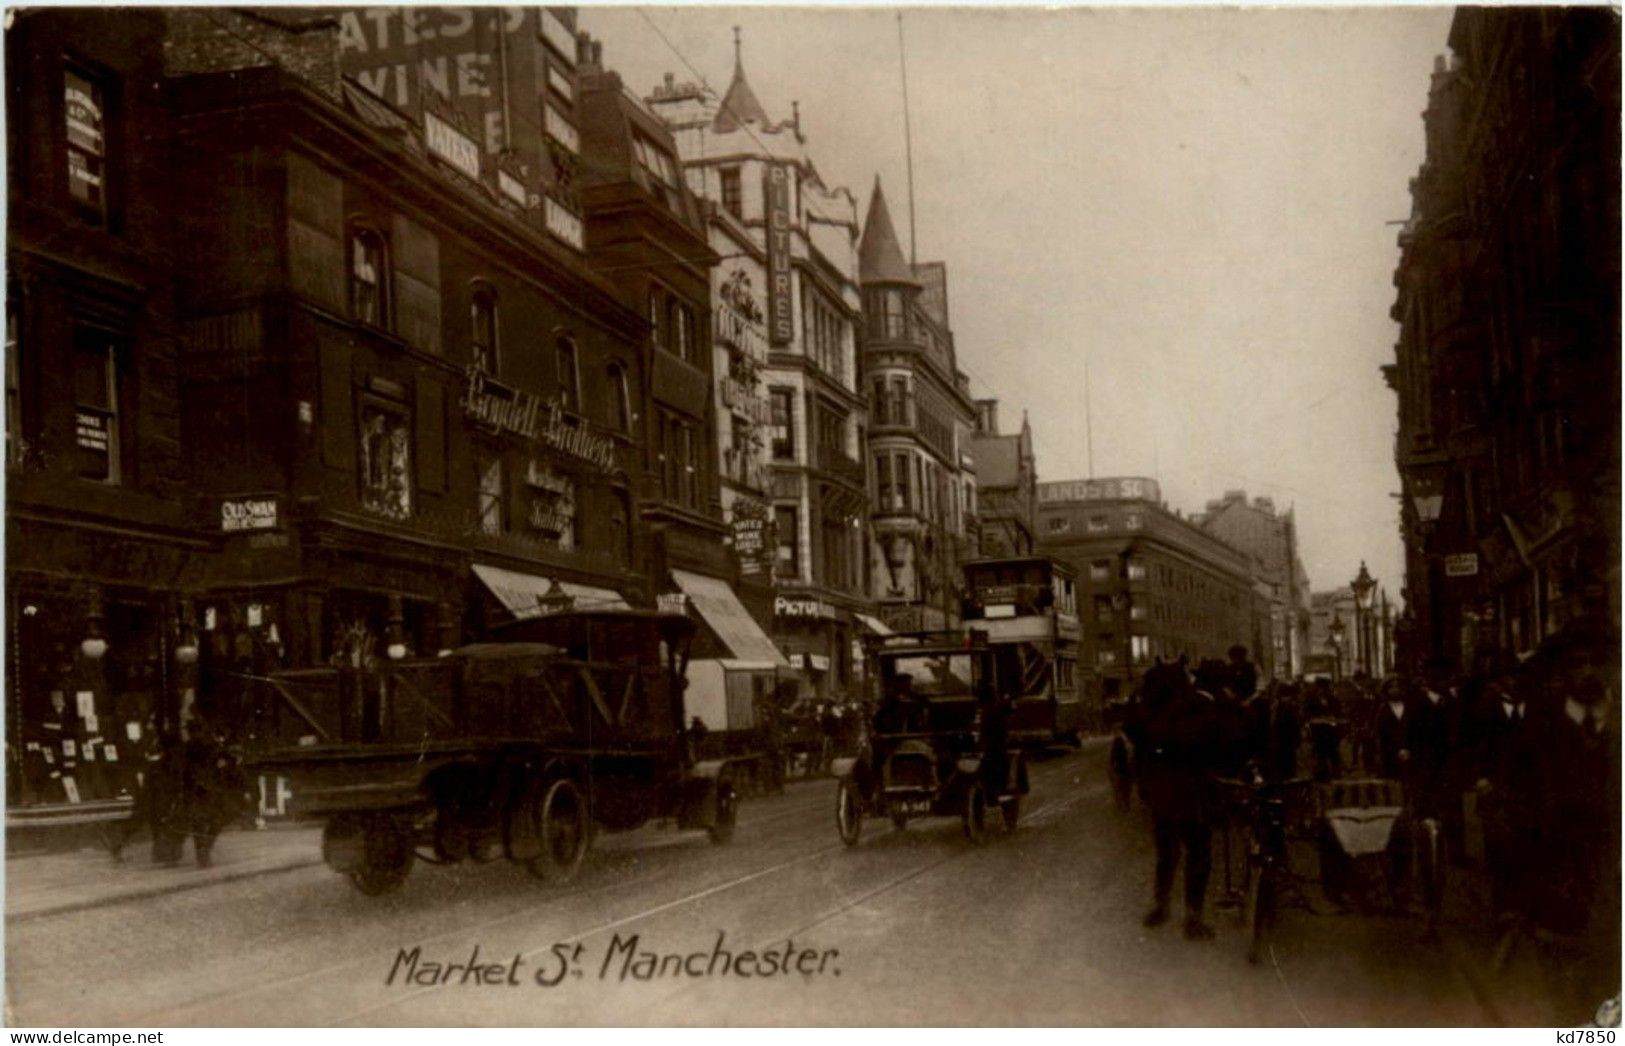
top-left (960, 556), bottom-right (1084, 745)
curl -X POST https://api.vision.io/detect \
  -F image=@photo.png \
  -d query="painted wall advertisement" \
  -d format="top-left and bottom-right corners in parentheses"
top-left (764, 163), bottom-right (793, 345)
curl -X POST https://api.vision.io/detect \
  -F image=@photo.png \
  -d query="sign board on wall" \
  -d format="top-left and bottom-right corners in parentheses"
top-left (338, 7), bottom-right (531, 154)
top-left (221, 497), bottom-right (278, 533)
top-left (730, 498), bottom-right (773, 579)
top-left (424, 110), bottom-right (482, 182)
top-left (1038, 477), bottom-right (1161, 505)
top-left (763, 164), bottom-right (793, 345)
top-left (1444, 553), bottom-right (1479, 577)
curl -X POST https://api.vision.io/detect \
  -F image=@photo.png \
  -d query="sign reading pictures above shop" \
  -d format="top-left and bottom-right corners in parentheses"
top-left (774, 595), bottom-right (834, 620)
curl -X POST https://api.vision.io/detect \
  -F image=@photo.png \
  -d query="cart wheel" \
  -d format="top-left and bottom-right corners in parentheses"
top-left (526, 778), bottom-right (589, 884)
top-left (962, 781), bottom-right (989, 845)
top-left (1001, 795), bottom-right (1022, 832)
top-left (835, 776), bottom-right (864, 846)
top-left (708, 780), bottom-right (738, 845)
top-left (349, 819), bottom-right (413, 897)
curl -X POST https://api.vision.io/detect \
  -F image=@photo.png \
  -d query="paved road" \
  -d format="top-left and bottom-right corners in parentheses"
top-left (7, 743), bottom-right (1498, 1027)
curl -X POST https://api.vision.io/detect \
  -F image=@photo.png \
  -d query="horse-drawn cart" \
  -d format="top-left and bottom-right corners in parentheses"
top-left (246, 610), bottom-right (742, 895)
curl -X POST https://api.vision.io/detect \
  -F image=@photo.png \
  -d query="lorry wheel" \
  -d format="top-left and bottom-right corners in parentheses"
top-left (835, 776), bottom-right (864, 847)
top-left (526, 778), bottom-right (589, 884)
top-left (708, 780), bottom-right (738, 845)
top-left (349, 819), bottom-right (413, 896)
top-left (962, 782), bottom-right (989, 845)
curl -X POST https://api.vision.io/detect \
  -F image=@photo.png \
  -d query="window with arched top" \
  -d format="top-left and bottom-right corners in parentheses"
top-left (556, 336), bottom-right (580, 412)
top-left (606, 362), bottom-right (632, 433)
top-left (349, 224), bottom-right (388, 326)
top-left (648, 289), bottom-right (664, 351)
top-left (470, 283), bottom-right (498, 373)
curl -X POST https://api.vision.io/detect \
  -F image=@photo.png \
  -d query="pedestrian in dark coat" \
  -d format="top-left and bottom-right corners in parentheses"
top-left (1469, 669), bottom-right (1539, 922)
top-left (1372, 678), bottom-right (1410, 780)
top-left (178, 719), bottom-right (246, 868)
top-left (1139, 661), bottom-right (1237, 940)
top-left (110, 721), bottom-right (186, 864)
top-left (1535, 672), bottom-right (1617, 939)
top-left (1405, 675), bottom-right (1457, 823)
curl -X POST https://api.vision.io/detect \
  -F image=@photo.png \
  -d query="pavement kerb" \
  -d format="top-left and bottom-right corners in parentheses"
top-left (9, 849), bottom-right (325, 923)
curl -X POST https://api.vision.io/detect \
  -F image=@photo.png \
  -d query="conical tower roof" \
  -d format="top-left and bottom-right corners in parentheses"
top-left (713, 30), bottom-right (772, 134)
top-left (859, 177), bottom-right (918, 285)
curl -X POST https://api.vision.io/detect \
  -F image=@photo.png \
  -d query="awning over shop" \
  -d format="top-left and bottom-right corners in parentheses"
top-left (472, 563), bottom-right (628, 618)
top-left (855, 613), bottom-right (895, 636)
top-left (670, 569), bottom-right (788, 667)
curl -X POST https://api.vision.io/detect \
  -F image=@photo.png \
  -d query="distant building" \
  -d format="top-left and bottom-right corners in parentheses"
top-left (1195, 490), bottom-right (1311, 679)
top-left (1037, 478), bottom-right (1254, 703)
top-left (860, 179), bottom-right (980, 632)
top-left (969, 401), bottom-right (1037, 558)
top-left (1387, 9), bottom-right (1620, 673)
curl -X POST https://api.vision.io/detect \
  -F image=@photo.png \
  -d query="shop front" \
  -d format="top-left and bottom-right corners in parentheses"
top-left (6, 517), bottom-right (207, 814)
top-left (771, 593), bottom-right (861, 705)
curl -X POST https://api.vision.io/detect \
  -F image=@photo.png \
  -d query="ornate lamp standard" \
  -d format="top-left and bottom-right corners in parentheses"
top-left (1351, 562), bottom-right (1376, 677)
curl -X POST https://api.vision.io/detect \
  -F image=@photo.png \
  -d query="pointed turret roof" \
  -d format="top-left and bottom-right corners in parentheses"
top-left (859, 176), bottom-right (918, 285)
top-left (713, 28), bottom-right (772, 134)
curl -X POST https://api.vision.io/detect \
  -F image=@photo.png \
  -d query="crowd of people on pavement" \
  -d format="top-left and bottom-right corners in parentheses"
top-left (1117, 627), bottom-right (1620, 996)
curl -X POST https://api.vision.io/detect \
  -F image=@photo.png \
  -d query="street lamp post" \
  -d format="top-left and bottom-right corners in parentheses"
top-left (1351, 562), bottom-right (1376, 678)
top-left (1328, 611), bottom-right (1346, 681)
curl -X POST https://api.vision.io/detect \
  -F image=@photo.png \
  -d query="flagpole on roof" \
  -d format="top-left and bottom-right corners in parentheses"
top-left (897, 11), bottom-right (918, 266)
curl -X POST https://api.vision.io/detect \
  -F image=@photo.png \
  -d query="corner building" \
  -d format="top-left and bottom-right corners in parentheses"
top-left (860, 180), bottom-right (981, 633)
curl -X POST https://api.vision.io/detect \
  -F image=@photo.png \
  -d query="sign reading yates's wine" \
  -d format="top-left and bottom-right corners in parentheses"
top-left (764, 164), bottom-right (793, 345)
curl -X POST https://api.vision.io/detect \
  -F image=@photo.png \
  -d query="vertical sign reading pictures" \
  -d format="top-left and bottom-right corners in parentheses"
top-left (764, 164), bottom-right (793, 345)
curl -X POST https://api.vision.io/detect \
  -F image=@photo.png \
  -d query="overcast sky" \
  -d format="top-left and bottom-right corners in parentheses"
top-left (582, 5), bottom-right (1455, 599)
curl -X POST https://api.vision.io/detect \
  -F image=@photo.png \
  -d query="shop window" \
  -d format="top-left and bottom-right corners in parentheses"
top-left (358, 396), bottom-right (412, 519)
top-left (774, 505), bottom-right (799, 580)
top-left (556, 335), bottom-right (580, 412)
top-left (720, 166), bottom-right (742, 219)
top-left (769, 387), bottom-right (794, 460)
top-left (470, 283), bottom-right (498, 373)
top-left (65, 65), bottom-right (109, 224)
top-left (477, 453), bottom-right (505, 535)
top-left (1047, 516), bottom-right (1070, 534)
top-left (606, 363), bottom-right (632, 433)
top-left (349, 224), bottom-right (388, 327)
top-left (71, 327), bottom-right (122, 484)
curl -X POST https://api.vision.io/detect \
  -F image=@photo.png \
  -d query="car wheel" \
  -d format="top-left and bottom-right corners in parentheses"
top-left (963, 781), bottom-right (989, 845)
top-left (835, 776), bottom-right (864, 847)
top-left (526, 778), bottom-right (589, 884)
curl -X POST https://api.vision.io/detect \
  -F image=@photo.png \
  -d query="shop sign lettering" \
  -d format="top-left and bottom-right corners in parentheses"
top-left (774, 596), bottom-right (829, 619)
top-left (462, 367), bottom-right (617, 473)
top-left (425, 110), bottom-right (482, 182)
top-left (1444, 553), bottom-right (1479, 578)
top-left (221, 497), bottom-right (278, 533)
top-left (764, 164), bottom-right (793, 345)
